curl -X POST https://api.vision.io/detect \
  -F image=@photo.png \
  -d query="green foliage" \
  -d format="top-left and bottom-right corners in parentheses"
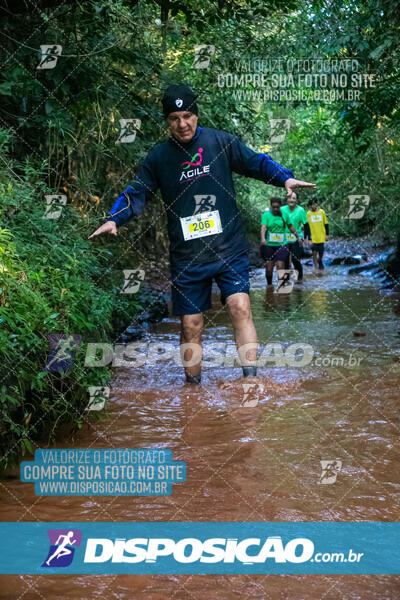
top-left (258, 104), bottom-right (400, 239)
top-left (0, 131), bottom-right (148, 470)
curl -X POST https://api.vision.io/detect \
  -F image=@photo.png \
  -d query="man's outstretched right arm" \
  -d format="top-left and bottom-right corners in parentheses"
top-left (89, 153), bottom-right (158, 238)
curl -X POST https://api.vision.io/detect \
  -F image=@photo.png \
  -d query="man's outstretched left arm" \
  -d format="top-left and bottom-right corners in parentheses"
top-left (228, 134), bottom-right (316, 199)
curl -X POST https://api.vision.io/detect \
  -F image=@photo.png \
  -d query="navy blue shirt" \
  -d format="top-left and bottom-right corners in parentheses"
top-left (106, 126), bottom-right (294, 267)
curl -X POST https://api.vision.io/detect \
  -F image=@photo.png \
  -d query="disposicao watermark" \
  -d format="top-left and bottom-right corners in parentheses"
top-left (215, 57), bottom-right (375, 103)
top-left (2, 522), bottom-right (397, 574)
top-left (20, 449), bottom-right (186, 496)
top-left (82, 341), bottom-right (363, 370)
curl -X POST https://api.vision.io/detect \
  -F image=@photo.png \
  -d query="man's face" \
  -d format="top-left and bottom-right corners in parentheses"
top-left (167, 111), bottom-right (198, 143)
top-left (311, 202), bottom-right (318, 211)
top-left (287, 195), bottom-right (297, 208)
top-left (271, 202), bottom-right (281, 215)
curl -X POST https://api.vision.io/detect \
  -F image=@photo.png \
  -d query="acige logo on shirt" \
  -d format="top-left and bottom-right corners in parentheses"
top-left (180, 147), bottom-right (210, 181)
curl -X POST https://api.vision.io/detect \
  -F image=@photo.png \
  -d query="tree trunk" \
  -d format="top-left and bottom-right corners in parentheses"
top-left (160, 0), bottom-right (169, 54)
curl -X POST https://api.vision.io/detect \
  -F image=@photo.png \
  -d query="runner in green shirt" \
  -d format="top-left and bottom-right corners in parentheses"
top-left (260, 197), bottom-right (301, 286)
top-left (281, 194), bottom-right (308, 283)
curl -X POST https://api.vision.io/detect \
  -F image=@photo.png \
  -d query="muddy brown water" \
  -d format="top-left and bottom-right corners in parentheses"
top-left (1, 264), bottom-right (400, 599)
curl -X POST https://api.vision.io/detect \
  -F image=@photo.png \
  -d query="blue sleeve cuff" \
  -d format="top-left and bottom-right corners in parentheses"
top-left (258, 153), bottom-right (294, 187)
top-left (280, 172), bottom-right (294, 186)
top-left (105, 215), bottom-right (119, 225)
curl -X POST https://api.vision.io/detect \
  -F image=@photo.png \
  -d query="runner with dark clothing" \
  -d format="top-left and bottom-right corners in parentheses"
top-left (281, 194), bottom-right (308, 283)
top-left (89, 83), bottom-right (316, 384)
top-left (260, 197), bottom-right (302, 286)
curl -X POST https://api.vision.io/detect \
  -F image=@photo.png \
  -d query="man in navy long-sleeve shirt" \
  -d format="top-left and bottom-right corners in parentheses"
top-left (90, 84), bottom-right (316, 384)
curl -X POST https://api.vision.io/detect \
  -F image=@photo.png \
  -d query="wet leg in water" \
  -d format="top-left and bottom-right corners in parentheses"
top-left (265, 260), bottom-right (274, 285)
top-left (291, 254), bottom-right (303, 282)
top-left (265, 259), bottom-right (286, 286)
top-left (226, 292), bottom-right (258, 369)
top-left (180, 313), bottom-right (203, 382)
top-left (312, 249), bottom-right (319, 270)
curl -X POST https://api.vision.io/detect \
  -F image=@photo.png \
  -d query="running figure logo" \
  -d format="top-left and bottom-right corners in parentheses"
top-left (120, 269), bottom-right (145, 294)
top-left (345, 195), bottom-right (370, 220)
top-left (193, 194), bottom-right (216, 214)
top-left (116, 118), bottom-right (141, 144)
top-left (43, 194), bottom-right (67, 220)
top-left (87, 386), bottom-right (110, 411)
top-left (193, 45), bottom-right (215, 69)
top-left (275, 269), bottom-right (298, 294)
top-left (240, 383), bottom-right (265, 407)
top-left (36, 44), bottom-right (62, 70)
top-left (43, 334), bottom-right (82, 373)
top-left (318, 459), bottom-right (342, 485)
top-left (41, 529), bottom-right (82, 567)
top-left (182, 147), bottom-right (203, 169)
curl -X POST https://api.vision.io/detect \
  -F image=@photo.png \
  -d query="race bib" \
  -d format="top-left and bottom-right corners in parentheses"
top-left (286, 233), bottom-right (296, 242)
top-left (310, 214), bottom-right (322, 222)
top-left (180, 210), bottom-right (222, 241)
top-left (268, 232), bottom-right (284, 243)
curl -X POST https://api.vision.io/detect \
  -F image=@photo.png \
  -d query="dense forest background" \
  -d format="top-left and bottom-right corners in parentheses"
top-left (0, 0), bottom-right (399, 466)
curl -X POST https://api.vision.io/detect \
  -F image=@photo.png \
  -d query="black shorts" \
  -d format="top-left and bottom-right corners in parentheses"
top-left (260, 244), bottom-right (289, 263)
top-left (288, 240), bottom-right (305, 260)
top-left (170, 250), bottom-right (250, 315)
top-left (312, 243), bottom-right (325, 255)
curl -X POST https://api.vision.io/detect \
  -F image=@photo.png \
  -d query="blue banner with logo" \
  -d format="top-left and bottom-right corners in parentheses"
top-left (0, 522), bottom-right (398, 574)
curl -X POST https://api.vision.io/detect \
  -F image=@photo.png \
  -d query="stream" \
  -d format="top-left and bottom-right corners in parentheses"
top-left (1, 260), bottom-right (399, 599)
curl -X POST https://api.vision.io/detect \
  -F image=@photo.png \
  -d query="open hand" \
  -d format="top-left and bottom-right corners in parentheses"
top-left (285, 178), bottom-right (316, 201)
top-left (88, 220), bottom-right (117, 239)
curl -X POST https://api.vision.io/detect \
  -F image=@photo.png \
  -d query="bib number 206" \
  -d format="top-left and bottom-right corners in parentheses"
top-left (190, 219), bottom-right (213, 232)
top-left (180, 210), bottom-right (222, 241)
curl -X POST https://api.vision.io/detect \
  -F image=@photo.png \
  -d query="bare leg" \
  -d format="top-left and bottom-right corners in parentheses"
top-left (275, 260), bottom-right (285, 270)
top-left (291, 254), bottom-right (303, 281)
top-left (226, 293), bottom-right (257, 367)
top-left (265, 260), bottom-right (274, 285)
top-left (180, 313), bottom-right (203, 380)
top-left (312, 250), bottom-right (318, 270)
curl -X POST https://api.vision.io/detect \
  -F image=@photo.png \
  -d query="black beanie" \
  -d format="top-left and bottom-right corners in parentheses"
top-left (162, 84), bottom-right (198, 117)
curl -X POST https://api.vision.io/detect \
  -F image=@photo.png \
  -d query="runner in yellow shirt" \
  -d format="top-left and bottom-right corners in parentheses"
top-left (305, 198), bottom-right (329, 270)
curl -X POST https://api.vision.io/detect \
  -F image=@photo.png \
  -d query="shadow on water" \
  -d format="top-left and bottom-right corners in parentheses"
top-left (1, 264), bottom-right (400, 598)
